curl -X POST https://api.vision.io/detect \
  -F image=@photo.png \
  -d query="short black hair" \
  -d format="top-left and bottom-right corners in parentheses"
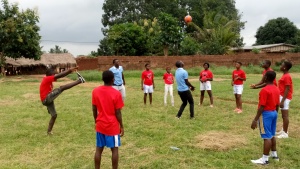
top-left (283, 61), bottom-right (292, 70)
top-left (265, 60), bottom-right (271, 66)
top-left (102, 70), bottom-right (114, 84)
top-left (145, 63), bottom-right (150, 67)
top-left (175, 61), bottom-right (182, 68)
top-left (45, 66), bottom-right (55, 76)
top-left (203, 62), bottom-right (210, 68)
top-left (236, 61), bottom-right (242, 65)
top-left (265, 71), bottom-right (276, 82)
top-left (113, 59), bottom-right (118, 64)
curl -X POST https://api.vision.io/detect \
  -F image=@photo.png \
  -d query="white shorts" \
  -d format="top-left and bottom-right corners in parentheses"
top-left (233, 85), bottom-right (243, 95)
top-left (200, 81), bottom-right (211, 91)
top-left (112, 85), bottom-right (126, 100)
top-left (143, 85), bottom-right (153, 94)
top-left (280, 95), bottom-right (291, 110)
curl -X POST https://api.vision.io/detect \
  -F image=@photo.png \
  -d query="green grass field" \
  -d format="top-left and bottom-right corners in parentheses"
top-left (0, 69), bottom-right (300, 168)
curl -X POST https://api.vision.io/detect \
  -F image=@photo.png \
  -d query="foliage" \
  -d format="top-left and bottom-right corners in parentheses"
top-left (190, 12), bottom-right (239, 55)
top-left (0, 0), bottom-right (42, 67)
top-left (255, 17), bottom-right (299, 45)
top-left (289, 45), bottom-right (300, 53)
top-left (179, 35), bottom-right (200, 55)
top-left (107, 23), bottom-right (147, 56)
top-left (251, 48), bottom-right (260, 54)
top-left (49, 45), bottom-right (69, 54)
top-left (157, 12), bottom-right (183, 56)
top-left (97, 37), bottom-right (114, 56)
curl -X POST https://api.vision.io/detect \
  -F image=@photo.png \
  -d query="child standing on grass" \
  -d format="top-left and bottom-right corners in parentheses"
top-left (199, 62), bottom-right (214, 107)
top-left (39, 66), bottom-right (85, 135)
top-left (92, 70), bottom-right (124, 169)
top-left (250, 60), bottom-right (277, 89)
top-left (276, 61), bottom-right (293, 139)
top-left (163, 67), bottom-right (174, 106)
top-left (251, 71), bottom-right (280, 165)
top-left (141, 63), bottom-right (155, 105)
top-left (231, 62), bottom-right (246, 114)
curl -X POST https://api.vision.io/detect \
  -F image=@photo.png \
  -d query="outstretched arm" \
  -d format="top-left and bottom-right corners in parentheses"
top-left (54, 66), bottom-right (78, 80)
top-left (251, 75), bottom-right (265, 89)
top-left (115, 109), bottom-right (124, 136)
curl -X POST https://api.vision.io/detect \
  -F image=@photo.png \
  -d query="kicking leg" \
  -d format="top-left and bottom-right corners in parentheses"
top-left (60, 80), bottom-right (82, 92)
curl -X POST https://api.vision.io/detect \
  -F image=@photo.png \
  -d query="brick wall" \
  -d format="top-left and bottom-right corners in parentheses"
top-left (76, 53), bottom-right (300, 71)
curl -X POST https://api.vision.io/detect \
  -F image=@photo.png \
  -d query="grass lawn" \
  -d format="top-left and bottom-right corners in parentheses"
top-left (0, 70), bottom-right (300, 169)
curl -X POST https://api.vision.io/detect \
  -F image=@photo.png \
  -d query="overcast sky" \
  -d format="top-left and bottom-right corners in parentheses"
top-left (7, 0), bottom-right (300, 56)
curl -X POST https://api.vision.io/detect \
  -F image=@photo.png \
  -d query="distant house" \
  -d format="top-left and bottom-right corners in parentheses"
top-left (4, 53), bottom-right (77, 75)
top-left (231, 43), bottom-right (295, 53)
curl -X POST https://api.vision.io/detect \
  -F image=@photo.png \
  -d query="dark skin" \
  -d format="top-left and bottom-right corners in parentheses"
top-left (279, 62), bottom-right (290, 133)
top-left (179, 61), bottom-right (195, 91)
top-left (113, 60), bottom-right (126, 86)
top-left (250, 61), bottom-right (271, 89)
top-left (47, 67), bottom-right (81, 134)
top-left (251, 77), bottom-right (279, 156)
top-left (141, 65), bottom-right (155, 105)
top-left (231, 63), bottom-right (246, 110)
top-left (93, 78), bottom-right (124, 169)
top-left (199, 64), bottom-right (213, 106)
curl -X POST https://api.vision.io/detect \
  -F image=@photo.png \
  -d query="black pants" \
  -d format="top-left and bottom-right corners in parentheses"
top-left (177, 90), bottom-right (194, 118)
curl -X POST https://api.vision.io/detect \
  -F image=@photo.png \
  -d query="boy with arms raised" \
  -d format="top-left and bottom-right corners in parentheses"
top-left (39, 66), bottom-right (85, 135)
top-left (93, 70), bottom-right (124, 169)
top-left (141, 63), bottom-right (155, 105)
top-left (251, 71), bottom-right (280, 165)
top-left (232, 62), bottom-right (246, 113)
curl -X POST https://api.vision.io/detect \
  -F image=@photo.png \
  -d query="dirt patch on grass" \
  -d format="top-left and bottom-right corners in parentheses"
top-left (23, 93), bottom-right (39, 99)
top-left (194, 131), bottom-right (247, 151)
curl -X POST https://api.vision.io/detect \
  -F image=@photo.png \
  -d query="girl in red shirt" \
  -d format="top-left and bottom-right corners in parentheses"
top-left (231, 62), bottom-right (246, 113)
top-left (277, 61), bottom-right (293, 139)
top-left (163, 67), bottom-right (174, 106)
top-left (199, 62), bottom-right (214, 107)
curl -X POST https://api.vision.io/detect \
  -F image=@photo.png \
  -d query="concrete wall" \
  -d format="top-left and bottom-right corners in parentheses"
top-left (76, 53), bottom-right (300, 71)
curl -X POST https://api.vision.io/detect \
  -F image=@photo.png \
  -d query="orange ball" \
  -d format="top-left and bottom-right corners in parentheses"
top-left (184, 15), bottom-right (192, 23)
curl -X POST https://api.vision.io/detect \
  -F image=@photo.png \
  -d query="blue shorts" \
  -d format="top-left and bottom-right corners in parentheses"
top-left (258, 110), bottom-right (278, 139)
top-left (96, 132), bottom-right (121, 148)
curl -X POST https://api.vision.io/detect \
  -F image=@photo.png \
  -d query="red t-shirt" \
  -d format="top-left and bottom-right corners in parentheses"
top-left (278, 73), bottom-right (293, 100)
top-left (92, 86), bottom-right (124, 136)
top-left (39, 75), bottom-right (56, 101)
top-left (258, 85), bottom-right (280, 111)
top-left (262, 68), bottom-right (277, 86)
top-left (141, 70), bottom-right (154, 85)
top-left (232, 69), bottom-right (246, 85)
top-left (163, 73), bottom-right (174, 85)
top-left (199, 70), bottom-right (213, 79)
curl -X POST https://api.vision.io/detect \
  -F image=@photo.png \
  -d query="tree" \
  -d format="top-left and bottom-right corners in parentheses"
top-left (107, 23), bottom-right (147, 56)
top-left (98, 37), bottom-right (114, 56)
top-left (0, 0), bottom-right (42, 74)
top-left (255, 17), bottom-right (299, 45)
top-left (157, 12), bottom-right (183, 56)
top-left (49, 45), bottom-right (69, 54)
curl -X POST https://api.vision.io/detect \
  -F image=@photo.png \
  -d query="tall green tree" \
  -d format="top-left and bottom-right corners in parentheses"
top-left (255, 17), bottom-right (298, 45)
top-left (0, 0), bottom-right (42, 74)
top-left (107, 23), bottom-right (147, 56)
top-left (49, 45), bottom-right (69, 54)
top-left (157, 12), bottom-right (183, 56)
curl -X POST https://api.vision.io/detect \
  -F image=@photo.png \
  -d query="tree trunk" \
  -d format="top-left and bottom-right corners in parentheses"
top-left (0, 53), bottom-right (5, 76)
top-left (163, 45), bottom-right (169, 56)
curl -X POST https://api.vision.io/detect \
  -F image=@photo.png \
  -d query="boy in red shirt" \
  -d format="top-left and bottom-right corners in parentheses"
top-left (231, 62), bottom-right (246, 113)
top-left (92, 70), bottom-right (124, 169)
top-left (141, 63), bottom-right (155, 105)
top-left (251, 71), bottom-right (280, 165)
top-left (199, 62), bottom-right (214, 107)
top-left (163, 67), bottom-right (174, 106)
top-left (250, 60), bottom-right (277, 89)
top-left (39, 66), bottom-right (85, 135)
top-left (276, 61), bottom-right (293, 139)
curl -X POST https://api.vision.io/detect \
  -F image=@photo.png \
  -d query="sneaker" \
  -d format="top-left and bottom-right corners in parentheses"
top-left (47, 132), bottom-right (53, 136)
top-left (251, 158), bottom-right (269, 165)
top-left (176, 116), bottom-right (180, 120)
top-left (276, 129), bottom-right (284, 135)
top-left (277, 132), bottom-right (288, 138)
top-left (76, 71), bottom-right (86, 83)
top-left (271, 156), bottom-right (279, 162)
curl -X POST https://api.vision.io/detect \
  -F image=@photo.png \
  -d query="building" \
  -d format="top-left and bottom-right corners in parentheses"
top-left (231, 43), bottom-right (295, 53)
